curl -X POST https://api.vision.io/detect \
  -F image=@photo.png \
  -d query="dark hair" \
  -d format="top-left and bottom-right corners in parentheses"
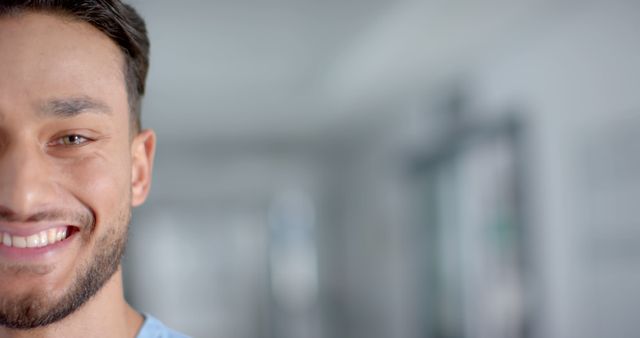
top-left (0, 0), bottom-right (149, 132)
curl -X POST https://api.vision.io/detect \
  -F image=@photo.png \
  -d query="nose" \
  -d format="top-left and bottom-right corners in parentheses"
top-left (0, 141), bottom-right (56, 221)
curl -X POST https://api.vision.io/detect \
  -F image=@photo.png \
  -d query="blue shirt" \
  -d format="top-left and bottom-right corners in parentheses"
top-left (136, 314), bottom-right (191, 338)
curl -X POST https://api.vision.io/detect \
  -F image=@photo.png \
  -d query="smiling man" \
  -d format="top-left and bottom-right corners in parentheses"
top-left (0, 1), bottom-right (186, 337)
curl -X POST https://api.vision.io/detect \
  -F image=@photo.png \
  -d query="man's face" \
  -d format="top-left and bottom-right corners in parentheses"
top-left (0, 12), bottom-right (154, 328)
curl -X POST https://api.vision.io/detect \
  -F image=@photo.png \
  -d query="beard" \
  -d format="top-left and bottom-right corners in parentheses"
top-left (0, 208), bottom-right (130, 330)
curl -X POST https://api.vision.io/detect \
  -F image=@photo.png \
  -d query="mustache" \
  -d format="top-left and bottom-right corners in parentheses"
top-left (0, 207), bottom-right (94, 231)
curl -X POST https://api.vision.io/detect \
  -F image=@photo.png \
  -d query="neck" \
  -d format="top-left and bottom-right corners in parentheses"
top-left (0, 268), bottom-right (144, 338)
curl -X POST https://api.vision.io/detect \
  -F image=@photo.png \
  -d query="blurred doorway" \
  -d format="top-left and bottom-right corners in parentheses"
top-left (411, 116), bottom-right (532, 338)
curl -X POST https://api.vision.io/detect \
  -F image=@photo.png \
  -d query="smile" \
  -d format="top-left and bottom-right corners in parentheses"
top-left (0, 226), bottom-right (74, 249)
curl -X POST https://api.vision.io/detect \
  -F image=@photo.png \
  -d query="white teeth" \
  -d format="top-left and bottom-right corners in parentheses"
top-left (26, 234), bottom-right (40, 248)
top-left (58, 228), bottom-right (67, 241)
top-left (48, 229), bottom-right (56, 244)
top-left (0, 227), bottom-right (70, 249)
top-left (38, 231), bottom-right (48, 247)
top-left (12, 236), bottom-right (27, 248)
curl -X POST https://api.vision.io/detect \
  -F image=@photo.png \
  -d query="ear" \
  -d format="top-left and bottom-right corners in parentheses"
top-left (130, 129), bottom-right (156, 207)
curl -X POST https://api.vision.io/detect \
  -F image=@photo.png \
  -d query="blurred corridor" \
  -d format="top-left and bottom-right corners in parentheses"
top-left (122, 0), bottom-right (640, 337)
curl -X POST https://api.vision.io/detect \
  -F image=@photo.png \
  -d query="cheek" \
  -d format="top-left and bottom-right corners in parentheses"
top-left (56, 150), bottom-right (132, 224)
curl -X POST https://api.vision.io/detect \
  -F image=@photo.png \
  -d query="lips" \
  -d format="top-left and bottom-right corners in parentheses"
top-left (0, 226), bottom-right (74, 249)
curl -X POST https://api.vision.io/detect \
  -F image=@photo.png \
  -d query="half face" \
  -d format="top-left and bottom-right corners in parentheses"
top-left (0, 12), bottom-right (154, 328)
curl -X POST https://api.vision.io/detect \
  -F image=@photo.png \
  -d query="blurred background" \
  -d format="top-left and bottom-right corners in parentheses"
top-left (121, 0), bottom-right (640, 337)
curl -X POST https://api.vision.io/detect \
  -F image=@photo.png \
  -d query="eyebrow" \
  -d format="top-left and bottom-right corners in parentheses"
top-left (38, 96), bottom-right (112, 119)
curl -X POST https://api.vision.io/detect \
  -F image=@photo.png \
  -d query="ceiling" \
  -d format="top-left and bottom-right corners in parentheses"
top-left (128, 0), bottom-right (566, 145)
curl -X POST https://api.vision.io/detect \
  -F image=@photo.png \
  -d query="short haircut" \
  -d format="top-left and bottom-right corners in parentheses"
top-left (0, 0), bottom-right (150, 132)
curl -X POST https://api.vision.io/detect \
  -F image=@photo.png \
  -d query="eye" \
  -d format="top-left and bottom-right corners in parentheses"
top-left (50, 134), bottom-right (91, 146)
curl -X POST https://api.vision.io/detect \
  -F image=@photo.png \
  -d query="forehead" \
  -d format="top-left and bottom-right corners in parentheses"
top-left (0, 12), bottom-right (128, 120)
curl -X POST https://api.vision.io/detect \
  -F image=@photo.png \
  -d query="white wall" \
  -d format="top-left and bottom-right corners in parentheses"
top-left (329, 1), bottom-right (640, 337)
top-left (467, 1), bottom-right (640, 337)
